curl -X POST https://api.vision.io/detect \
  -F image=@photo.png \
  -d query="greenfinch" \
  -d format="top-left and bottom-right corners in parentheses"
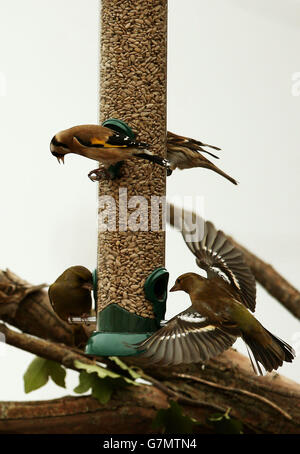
top-left (48, 266), bottom-right (93, 322)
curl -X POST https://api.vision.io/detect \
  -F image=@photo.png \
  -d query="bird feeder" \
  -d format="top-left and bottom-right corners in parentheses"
top-left (85, 0), bottom-right (168, 356)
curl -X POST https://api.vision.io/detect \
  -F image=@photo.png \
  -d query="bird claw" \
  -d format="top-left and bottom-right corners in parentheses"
top-left (88, 168), bottom-right (111, 182)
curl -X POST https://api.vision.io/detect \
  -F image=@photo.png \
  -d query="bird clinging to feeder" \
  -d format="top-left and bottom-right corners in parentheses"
top-left (48, 266), bottom-right (93, 323)
top-left (50, 124), bottom-right (170, 181)
top-left (134, 216), bottom-right (295, 374)
top-left (166, 131), bottom-right (237, 185)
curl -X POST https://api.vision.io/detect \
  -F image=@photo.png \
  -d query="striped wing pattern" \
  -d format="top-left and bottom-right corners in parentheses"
top-left (167, 131), bottom-right (221, 158)
top-left (135, 309), bottom-right (236, 366)
top-left (182, 219), bottom-right (256, 312)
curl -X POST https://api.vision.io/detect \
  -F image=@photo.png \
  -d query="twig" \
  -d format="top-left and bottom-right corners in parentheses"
top-left (139, 371), bottom-right (226, 413)
top-left (173, 372), bottom-right (293, 421)
top-left (0, 323), bottom-right (94, 371)
top-left (228, 237), bottom-right (300, 320)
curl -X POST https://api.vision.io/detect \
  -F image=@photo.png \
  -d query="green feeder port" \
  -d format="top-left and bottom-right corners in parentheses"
top-left (85, 267), bottom-right (169, 357)
top-left (144, 267), bottom-right (168, 322)
top-left (102, 118), bottom-right (136, 179)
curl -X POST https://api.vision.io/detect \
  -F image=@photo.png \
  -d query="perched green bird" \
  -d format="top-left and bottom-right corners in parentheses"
top-left (135, 217), bottom-right (295, 375)
top-left (48, 266), bottom-right (93, 322)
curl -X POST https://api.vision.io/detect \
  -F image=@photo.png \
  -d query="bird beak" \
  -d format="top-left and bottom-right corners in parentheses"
top-left (81, 282), bottom-right (93, 291)
top-left (170, 282), bottom-right (181, 292)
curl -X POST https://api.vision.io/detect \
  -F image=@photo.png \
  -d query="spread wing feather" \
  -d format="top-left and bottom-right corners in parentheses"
top-left (167, 204), bottom-right (256, 312)
top-left (134, 309), bottom-right (236, 366)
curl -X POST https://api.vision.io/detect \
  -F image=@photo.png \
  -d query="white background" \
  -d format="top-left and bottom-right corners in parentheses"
top-left (0, 0), bottom-right (299, 401)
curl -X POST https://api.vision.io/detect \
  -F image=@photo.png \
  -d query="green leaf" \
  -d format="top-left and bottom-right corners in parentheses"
top-left (74, 360), bottom-right (139, 386)
top-left (91, 377), bottom-right (114, 404)
top-left (73, 359), bottom-right (140, 406)
top-left (24, 357), bottom-right (66, 393)
top-left (152, 400), bottom-right (199, 434)
top-left (24, 357), bottom-right (49, 393)
top-left (74, 370), bottom-right (128, 405)
top-left (209, 409), bottom-right (243, 434)
top-left (74, 371), bottom-right (94, 394)
top-left (109, 356), bottom-right (142, 380)
top-left (47, 360), bottom-right (66, 388)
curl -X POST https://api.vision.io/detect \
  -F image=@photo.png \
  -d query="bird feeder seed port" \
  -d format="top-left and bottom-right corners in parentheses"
top-left (85, 267), bottom-right (169, 357)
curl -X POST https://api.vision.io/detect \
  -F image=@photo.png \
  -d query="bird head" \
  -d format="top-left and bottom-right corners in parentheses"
top-left (50, 128), bottom-right (73, 164)
top-left (61, 266), bottom-right (94, 291)
top-left (170, 272), bottom-right (205, 294)
top-left (50, 125), bottom-right (100, 164)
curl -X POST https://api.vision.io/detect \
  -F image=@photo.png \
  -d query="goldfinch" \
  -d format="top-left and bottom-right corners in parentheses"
top-left (135, 217), bottom-right (295, 374)
top-left (48, 266), bottom-right (93, 322)
top-left (166, 131), bottom-right (237, 185)
top-left (50, 125), bottom-right (170, 180)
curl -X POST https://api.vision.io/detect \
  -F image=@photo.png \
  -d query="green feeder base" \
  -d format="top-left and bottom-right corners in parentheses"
top-left (85, 304), bottom-right (159, 357)
top-left (86, 268), bottom-right (169, 357)
top-left (85, 331), bottom-right (153, 356)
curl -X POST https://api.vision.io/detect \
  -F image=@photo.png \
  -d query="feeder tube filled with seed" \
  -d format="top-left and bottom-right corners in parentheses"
top-left (85, 0), bottom-right (168, 356)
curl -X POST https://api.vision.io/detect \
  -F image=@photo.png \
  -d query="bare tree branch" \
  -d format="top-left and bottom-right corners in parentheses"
top-left (0, 323), bottom-right (94, 371)
top-left (228, 237), bottom-right (300, 320)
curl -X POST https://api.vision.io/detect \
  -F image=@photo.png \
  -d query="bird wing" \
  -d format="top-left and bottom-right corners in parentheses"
top-left (134, 308), bottom-right (236, 366)
top-left (166, 146), bottom-right (216, 170)
top-left (166, 132), bottom-right (237, 184)
top-left (168, 204), bottom-right (256, 312)
top-left (167, 131), bottom-right (221, 157)
top-left (71, 125), bottom-right (146, 149)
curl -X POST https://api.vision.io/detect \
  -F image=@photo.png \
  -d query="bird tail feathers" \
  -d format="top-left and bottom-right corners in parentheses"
top-left (243, 330), bottom-right (295, 376)
top-left (204, 162), bottom-right (238, 185)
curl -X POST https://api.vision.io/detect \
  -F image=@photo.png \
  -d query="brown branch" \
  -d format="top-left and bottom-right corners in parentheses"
top-left (128, 350), bottom-right (300, 434)
top-left (228, 237), bottom-right (300, 320)
top-left (0, 391), bottom-right (170, 435)
top-left (139, 372), bottom-right (226, 413)
top-left (1, 321), bottom-right (300, 433)
top-left (0, 323), bottom-right (94, 371)
top-left (173, 373), bottom-right (292, 421)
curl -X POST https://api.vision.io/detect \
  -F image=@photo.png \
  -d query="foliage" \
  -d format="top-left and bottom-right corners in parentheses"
top-left (73, 360), bottom-right (140, 405)
top-left (152, 400), bottom-right (199, 434)
top-left (24, 357), bottom-right (66, 393)
top-left (208, 408), bottom-right (243, 434)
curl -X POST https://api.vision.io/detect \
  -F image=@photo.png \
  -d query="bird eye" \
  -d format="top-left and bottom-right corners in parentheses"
top-left (51, 137), bottom-right (69, 149)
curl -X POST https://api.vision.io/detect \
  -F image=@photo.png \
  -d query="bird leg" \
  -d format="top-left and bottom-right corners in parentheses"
top-left (88, 166), bottom-right (112, 182)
